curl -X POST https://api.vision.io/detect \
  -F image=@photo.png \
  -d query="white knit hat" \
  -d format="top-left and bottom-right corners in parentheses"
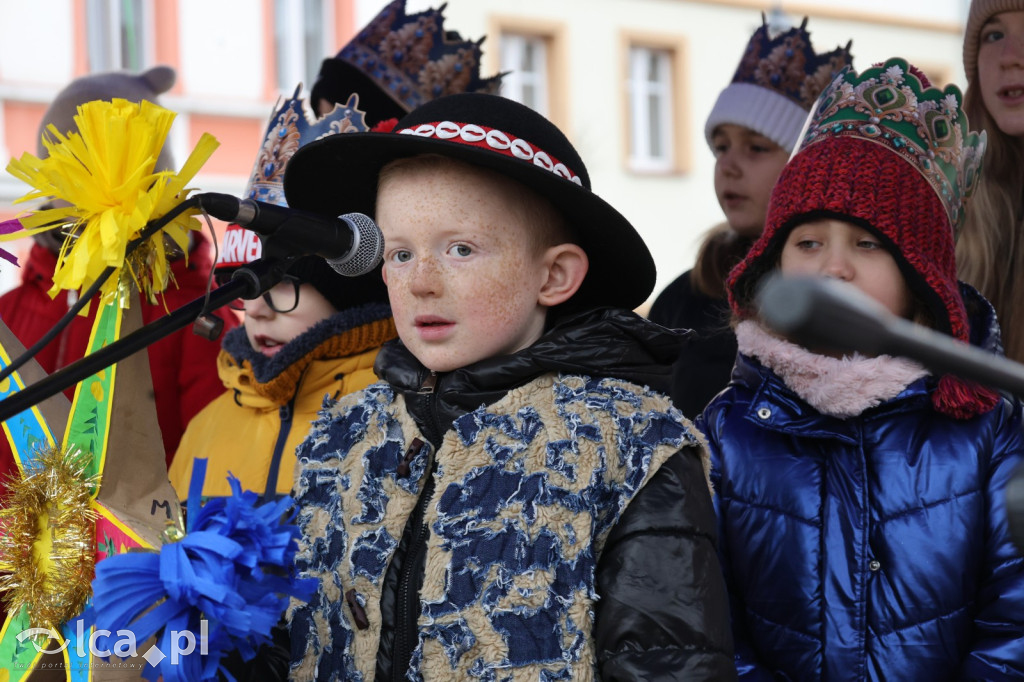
top-left (704, 16), bottom-right (853, 153)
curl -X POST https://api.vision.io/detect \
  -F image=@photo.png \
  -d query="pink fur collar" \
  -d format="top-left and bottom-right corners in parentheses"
top-left (735, 320), bottom-right (930, 418)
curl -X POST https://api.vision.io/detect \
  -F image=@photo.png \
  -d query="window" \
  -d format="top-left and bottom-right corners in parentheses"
top-left (627, 45), bottom-right (674, 172)
top-left (274, 0), bottom-right (333, 94)
top-left (500, 33), bottom-right (550, 117)
top-left (86, 0), bottom-right (151, 72)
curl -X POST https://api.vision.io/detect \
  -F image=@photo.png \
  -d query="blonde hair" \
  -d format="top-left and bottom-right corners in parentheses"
top-left (956, 84), bottom-right (1024, 361)
top-left (377, 154), bottom-right (574, 253)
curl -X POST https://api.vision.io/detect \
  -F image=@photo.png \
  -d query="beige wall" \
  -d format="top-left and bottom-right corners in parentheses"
top-left (411, 0), bottom-right (967, 302)
top-left (0, 0), bottom-right (969, 302)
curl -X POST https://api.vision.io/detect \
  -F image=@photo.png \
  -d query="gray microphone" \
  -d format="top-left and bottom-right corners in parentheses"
top-left (755, 274), bottom-right (1024, 399)
top-left (324, 211), bottom-right (384, 277)
top-left (198, 192), bottom-right (384, 276)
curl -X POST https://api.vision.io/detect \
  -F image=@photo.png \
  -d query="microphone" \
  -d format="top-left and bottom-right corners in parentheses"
top-left (755, 274), bottom-right (1024, 400)
top-left (197, 192), bottom-right (384, 276)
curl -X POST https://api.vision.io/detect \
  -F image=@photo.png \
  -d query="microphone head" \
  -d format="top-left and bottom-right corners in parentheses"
top-left (755, 274), bottom-right (892, 356)
top-left (328, 213), bottom-right (385, 276)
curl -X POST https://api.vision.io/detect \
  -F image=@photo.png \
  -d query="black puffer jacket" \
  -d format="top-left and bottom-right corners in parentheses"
top-left (367, 307), bottom-right (736, 680)
top-left (648, 270), bottom-right (737, 421)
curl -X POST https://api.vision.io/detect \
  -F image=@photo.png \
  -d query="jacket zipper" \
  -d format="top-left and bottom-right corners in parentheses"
top-left (261, 399), bottom-right (294, 502)
top-left (393, 371), bottom-right (441, 680)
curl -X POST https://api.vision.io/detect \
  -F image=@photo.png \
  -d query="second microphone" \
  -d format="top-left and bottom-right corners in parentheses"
top-left (197, 192), bottom-right (384, 276)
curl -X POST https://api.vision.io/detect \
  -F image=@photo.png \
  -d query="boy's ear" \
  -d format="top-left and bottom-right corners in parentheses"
top-left (538, 243), bottom-right (589, 307)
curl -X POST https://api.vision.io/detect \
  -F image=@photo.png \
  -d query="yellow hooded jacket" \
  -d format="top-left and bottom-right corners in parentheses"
top-left (170, 307), bottom-right (396, 499)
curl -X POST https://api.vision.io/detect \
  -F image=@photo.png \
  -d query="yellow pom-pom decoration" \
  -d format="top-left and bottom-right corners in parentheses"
top-left (3, 98), bottom-right (220, 309)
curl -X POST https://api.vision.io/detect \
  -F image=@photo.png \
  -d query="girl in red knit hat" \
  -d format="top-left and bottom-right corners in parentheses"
top-left (959, 0), bottom-right (1024, 363)
top-left (697, 58), bottom-right (1024, 680)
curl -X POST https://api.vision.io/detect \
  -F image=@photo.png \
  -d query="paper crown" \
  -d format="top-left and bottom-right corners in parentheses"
top-left (705, 16), bottom-right (853, 152)
top-left (217, 87), bottom-right (369, 269)
top-left (331, 0), bottom-right (503, 114)
top-left (732, 16), bottom-right (853, 111)
top-left (796, 57), bottom-right (986, 231)
top-left (244, 86), bottom-right (369, 206)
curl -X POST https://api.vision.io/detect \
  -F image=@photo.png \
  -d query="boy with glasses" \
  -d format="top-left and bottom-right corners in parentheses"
top-left (168, 247), bottom-right (395, 500)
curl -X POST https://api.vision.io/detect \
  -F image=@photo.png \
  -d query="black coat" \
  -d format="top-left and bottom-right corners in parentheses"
top-left (648, 270), bottom-right (737, 421)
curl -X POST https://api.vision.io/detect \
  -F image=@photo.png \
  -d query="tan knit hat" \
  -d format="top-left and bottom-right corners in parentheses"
top-left (963, 0), bottom-right (1024, 81)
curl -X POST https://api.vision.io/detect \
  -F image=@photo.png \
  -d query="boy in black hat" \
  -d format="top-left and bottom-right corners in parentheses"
top-left (285, 93), bottom-right (735, 680)
top-left (170, 0), bottom-right (503, 504)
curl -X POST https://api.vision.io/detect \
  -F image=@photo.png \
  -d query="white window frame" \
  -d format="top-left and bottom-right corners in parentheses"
top-left (627, 45), bottom-right (674, 172)
top-left (86, 0), bottom-right (154, 72)
top-left (274, 0), bottom-right (334, 96)
top-left (500, 33), bottom-right (550, 117)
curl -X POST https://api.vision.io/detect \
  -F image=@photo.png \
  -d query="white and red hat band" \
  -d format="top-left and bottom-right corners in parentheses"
top-left (398, 121), bottom-right (583, 186)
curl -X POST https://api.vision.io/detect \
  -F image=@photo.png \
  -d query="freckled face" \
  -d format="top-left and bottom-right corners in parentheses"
top-left (376, 161), bottom-right (551, 372)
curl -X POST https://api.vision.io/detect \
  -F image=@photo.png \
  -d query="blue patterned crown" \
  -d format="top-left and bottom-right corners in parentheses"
top-left (332, 0), bottom-right (502, 114)
top-left (218, 87), bottom-right (369, 269)
top-left (797, 57), bottom-right (986, 230)
top-left (242, 85), bottom-right (369, 207)
top-left (732, 16), bottom-right (854, 110)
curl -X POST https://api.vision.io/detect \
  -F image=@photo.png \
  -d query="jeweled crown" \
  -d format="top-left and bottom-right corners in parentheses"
top-left (797, 57), bottom-right (986, 231)
top-left (336, 0), bottom-right (502, 113)
top-left (732, 16), bottom-right (854, 110)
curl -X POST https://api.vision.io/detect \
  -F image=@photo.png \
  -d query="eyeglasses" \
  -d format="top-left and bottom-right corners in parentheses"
top-left (216, 273), bottom-right (302, 313)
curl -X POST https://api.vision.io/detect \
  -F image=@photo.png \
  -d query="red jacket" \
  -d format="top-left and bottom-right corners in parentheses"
top-left (0, 233), bottom-right (239, 473)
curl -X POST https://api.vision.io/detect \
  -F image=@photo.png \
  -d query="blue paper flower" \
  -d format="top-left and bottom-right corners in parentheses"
top-left (86, 459), bottom-right (316, 681)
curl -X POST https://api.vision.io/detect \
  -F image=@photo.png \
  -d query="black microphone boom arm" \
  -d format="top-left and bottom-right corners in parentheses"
top-left (0, 257), bottom-right (293, 424)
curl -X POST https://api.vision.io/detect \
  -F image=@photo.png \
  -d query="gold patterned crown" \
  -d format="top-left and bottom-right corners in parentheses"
top-left (732, 15), bottom-right (854, 110)
top-left (242, 85), bottom-right (369, 207)
top-left (797, 57), bottom-right (986, 230)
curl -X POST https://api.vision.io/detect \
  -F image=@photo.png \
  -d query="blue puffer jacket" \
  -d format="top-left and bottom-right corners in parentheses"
top-left (697, 289), bottom-right (1024, 681)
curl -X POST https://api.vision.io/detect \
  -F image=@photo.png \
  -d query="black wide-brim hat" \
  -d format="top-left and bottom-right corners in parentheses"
top-left (283, 92), bottom-right (656, 311)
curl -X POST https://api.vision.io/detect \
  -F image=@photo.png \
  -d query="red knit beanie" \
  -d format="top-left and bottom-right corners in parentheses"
top-left (728, 100), bottom-right (998, 419)
top-left (729, 136), bottom-right (964, 341)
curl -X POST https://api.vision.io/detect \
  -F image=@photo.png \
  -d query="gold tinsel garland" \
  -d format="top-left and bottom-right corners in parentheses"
top-left (0, 447), bottom-right (98, 629)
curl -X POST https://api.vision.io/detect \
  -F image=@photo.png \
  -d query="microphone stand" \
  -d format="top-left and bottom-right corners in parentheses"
top-left (0, 257), bottom-right (294, 424)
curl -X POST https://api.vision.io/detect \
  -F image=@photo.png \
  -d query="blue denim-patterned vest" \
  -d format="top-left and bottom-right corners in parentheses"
top-left (289, 373), bottom-right (702, 681)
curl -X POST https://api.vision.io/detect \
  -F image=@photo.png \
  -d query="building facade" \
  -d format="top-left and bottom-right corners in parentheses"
top-left (0, 0), bottom-right (968, 301)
